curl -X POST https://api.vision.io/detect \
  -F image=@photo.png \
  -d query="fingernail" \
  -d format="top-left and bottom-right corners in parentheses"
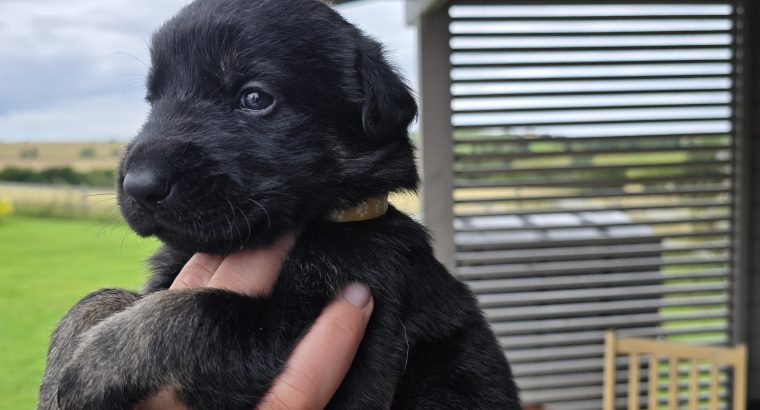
top-left (342, 282), bottom-right (371, 309)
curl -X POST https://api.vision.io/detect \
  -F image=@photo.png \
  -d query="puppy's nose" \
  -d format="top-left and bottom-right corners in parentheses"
top-left (123, 170), bottom-right (171, 206)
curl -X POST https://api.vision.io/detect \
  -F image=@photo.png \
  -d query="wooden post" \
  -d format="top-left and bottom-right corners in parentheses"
top-left (709, 364), bottom-right (719, 410)
top-left (648, 355), bottom-right (659, 410)
top-left (668, 358), bottom-right (678, 410)
top-left (734, 344), bottom-right (748, 410)
top-left (418, 3), bottom-right (455, 272)
top-left (603, 330), bottom-right (617, 410)
top-left (688, 359), bottom-right (698, 410)
top-left (628, 353), bottom-right (640, 410)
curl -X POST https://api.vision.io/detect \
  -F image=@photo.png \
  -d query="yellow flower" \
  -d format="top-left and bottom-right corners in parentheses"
top-left (0, 197), bottom-right (14, 219)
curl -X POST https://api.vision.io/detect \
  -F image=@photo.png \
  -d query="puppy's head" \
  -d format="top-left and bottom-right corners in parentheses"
top-left (118, 0), bottom-right (418, 253)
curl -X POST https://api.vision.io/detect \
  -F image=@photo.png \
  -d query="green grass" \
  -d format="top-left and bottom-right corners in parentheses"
top-left (0, 216), bottom-right (159, 410)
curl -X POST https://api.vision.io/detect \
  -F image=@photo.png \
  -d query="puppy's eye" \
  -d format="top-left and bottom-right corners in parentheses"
top-left (239, 89), bottom-right (275, 112)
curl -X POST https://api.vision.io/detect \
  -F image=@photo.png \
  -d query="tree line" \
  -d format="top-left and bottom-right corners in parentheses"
top-left (0, 167), bottom-right (116, 188)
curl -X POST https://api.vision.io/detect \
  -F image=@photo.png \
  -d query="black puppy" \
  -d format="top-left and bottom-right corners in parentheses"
top-left (38, 0), bottom-right (519, 408)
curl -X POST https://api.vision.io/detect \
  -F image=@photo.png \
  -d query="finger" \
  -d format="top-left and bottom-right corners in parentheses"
top-left (206, 233), bottom-right (295, 296)
top-left (170, 253), bottom-right (223, 289)
top-left (258, 283), bottom-right (373, 410)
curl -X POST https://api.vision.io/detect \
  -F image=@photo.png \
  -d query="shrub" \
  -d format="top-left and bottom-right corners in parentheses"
top-left (19, 148), bottom-right (38, 159)
top-left (0, 167), bottom-right (116, 188)
top-left (80, 148), bottom-right (97, 158)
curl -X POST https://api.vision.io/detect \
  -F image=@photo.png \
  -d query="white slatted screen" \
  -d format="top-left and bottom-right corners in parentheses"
top-left (447, 2), bottom-right (738, 408)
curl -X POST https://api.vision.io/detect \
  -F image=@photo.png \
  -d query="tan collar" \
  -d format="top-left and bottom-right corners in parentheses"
top-left (327, 196), bottom-right (389, 223)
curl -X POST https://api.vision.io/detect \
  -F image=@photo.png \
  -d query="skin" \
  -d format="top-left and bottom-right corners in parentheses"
top-left (136, 234), bottom-right (374, 410)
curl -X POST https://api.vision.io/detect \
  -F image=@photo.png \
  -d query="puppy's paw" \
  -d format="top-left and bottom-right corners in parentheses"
top-left (55, 289), bottom-right (280, 410)
top-left (56, 358), bottom-right (149, 410)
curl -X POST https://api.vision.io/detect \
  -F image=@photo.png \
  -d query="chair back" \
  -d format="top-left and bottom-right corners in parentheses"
top-left (603, 330), bottom-right (747, 410)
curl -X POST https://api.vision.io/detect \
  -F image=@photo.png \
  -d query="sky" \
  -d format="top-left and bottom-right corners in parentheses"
top-left (0, 0), bottom-right (417, 142)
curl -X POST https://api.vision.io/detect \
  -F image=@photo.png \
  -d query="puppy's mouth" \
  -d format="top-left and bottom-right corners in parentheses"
top-left (120, 194), bottom-right (276, 254)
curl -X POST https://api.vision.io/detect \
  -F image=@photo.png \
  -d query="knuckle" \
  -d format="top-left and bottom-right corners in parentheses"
top-left (261, 380), bottom-right (313, 410)
top-left (319, 312), bottom-right (363, 340)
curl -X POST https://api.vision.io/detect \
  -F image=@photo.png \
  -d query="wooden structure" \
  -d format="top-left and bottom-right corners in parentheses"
top-left (336, 0), bottom-right (759, 408)
top-left (603, 330), bottom-right (747, 410)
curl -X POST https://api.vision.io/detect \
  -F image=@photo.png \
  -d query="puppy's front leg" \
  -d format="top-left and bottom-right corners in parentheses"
top-left (39, 288), bottom-right (139, 410)
top-left (55, 288), bottom-right (289, 410)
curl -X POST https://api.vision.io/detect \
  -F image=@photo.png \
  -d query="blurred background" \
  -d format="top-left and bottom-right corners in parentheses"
top-left (1, 0), bottom-right (758, 409)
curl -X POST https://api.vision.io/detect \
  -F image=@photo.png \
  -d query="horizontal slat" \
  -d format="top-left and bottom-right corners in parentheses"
top-left (453, 58), bottom-right (731, 69)
top-left (453, 45), bottom-right (732, 54)
top-left (452, 30), bottom-right (733, 38)
top-left (510, 344), bottom-right (604, 364)
top-left (452, 91), bottom-right (731, 110)
top-left (453, 73), bottom-right (730, 83)
top-left (455, 144), bottom-right (730, 160)
top-left (492, 310), bottom-right (727, 336)
top-left (485, 295), bottom-right (728, 321)
top-left (452, 50), bottom-right (732, 66)
top-left (453, 101), bottom-right (730, 114)
top-left (454, 186), bottom-right (731, 204)
top-left (453, 131), bottom-right (729, 145)
top-left (455, 200), bottom-right (731, 218)
top-left (457, 241), bottom-right (727, 264)
top-left (453, 86), bottom-right (732, 98)
top-left (477, 282), bottom-right (728, 308)
top-left (454, 160), bottom-right (729, 175)
top-left (512, 357), bottom-right (606, 377)
top-left (456, 174), bottom-right (731, 189)
top-left (454, 115), bottom-right (731, 128)
top-left (452, 15), bottom-right (731, 21)
top-left (455, 215), bottom-right (729, 233)
top-left (456, 231), bottom-right (731, 252)
top-left (499, 324), bottom-right (728, 350)
top-left (449, 2), bottom-right (731, 14)
top-left (461, 256), bottom-right (728, 280)
top-left (466, 269), bottom-right (728, 293)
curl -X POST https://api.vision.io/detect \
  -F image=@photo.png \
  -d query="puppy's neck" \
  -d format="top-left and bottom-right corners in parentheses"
top-left (327, 196), bottom-right (389, 223)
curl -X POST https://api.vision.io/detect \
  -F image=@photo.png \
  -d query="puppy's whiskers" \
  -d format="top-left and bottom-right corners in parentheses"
top-left (224, 197), bottom-right (245, 250)
top-left (238, 207), bottom-right (253, 246)
top-left (223, 213), bottom-right (234, 254)
top-left (247, 197), bottom-right (271, 229)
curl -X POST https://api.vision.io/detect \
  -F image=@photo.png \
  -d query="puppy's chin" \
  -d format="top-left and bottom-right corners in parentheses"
top-left (122, 204), bottom-right (280, 254)
top-left (156, 227), bottom-right (278, 255)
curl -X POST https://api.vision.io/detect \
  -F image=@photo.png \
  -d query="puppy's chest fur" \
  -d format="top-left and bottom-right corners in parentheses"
top-left (142, 207), bottom-right (482, 406)
top-left (148, 206), bottom-right (475, 353)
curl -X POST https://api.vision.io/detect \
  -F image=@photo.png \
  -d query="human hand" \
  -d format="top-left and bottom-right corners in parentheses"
top-left (137, 234), bottom-right (374, 409)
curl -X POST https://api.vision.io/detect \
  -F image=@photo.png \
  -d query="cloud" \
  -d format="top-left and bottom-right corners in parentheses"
top-left (0, 0), bottom-right (416, 142)
top-left (0, 0), bottom-right (187, 141)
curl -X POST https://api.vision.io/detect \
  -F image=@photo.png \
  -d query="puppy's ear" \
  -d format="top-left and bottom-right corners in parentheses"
top-left (357, 39), bottom-right (417, 144)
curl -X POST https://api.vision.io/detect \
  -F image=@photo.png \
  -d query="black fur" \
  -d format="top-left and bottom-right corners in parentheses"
top-left (38, 0), bottom-right (519, 408)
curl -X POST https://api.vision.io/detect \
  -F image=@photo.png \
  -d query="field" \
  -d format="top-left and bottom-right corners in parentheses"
top-left (0, 142), bottom-right (124, 171)
top-left (0, 216), bottom-right (159, 409)
top-left (1, 182), bottom-right (121, 221)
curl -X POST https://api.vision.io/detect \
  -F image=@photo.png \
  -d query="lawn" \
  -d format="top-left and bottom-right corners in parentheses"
top-left (0, 216), bottom-right (159, 410)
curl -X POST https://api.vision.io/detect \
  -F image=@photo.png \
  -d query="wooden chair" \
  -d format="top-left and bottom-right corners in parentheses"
top-left (603, 330), bottom-right (747, 410)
